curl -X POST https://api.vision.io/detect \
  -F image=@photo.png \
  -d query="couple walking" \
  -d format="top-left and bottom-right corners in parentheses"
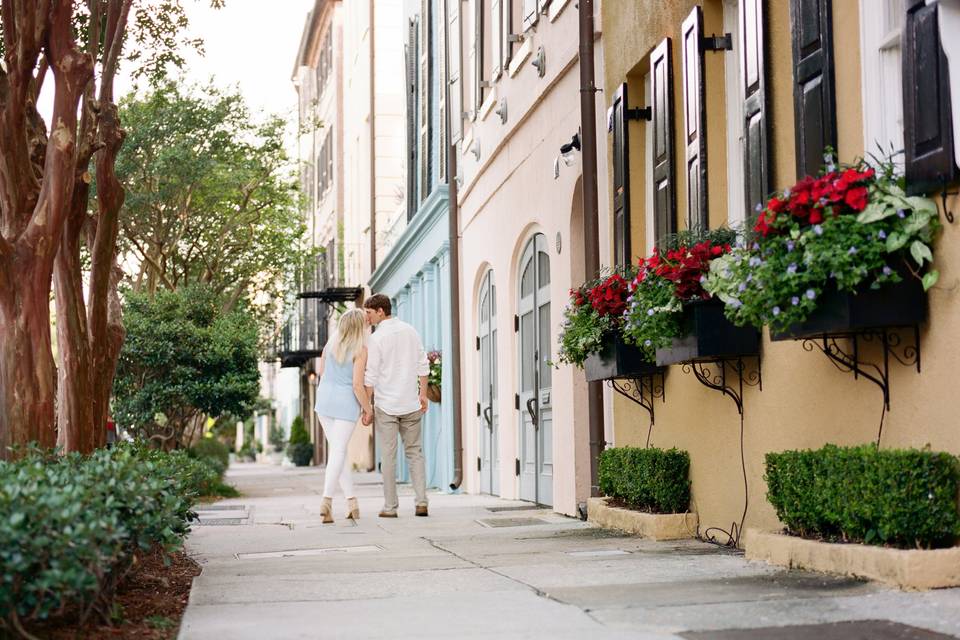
top-left (313, 294), bottom-right (430, 523)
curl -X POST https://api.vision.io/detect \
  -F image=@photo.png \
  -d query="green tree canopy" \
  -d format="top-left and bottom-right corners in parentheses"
top-left (113, 285), bottom-right (260, 448)
top-left (116, 81), bottom-right (307, 324)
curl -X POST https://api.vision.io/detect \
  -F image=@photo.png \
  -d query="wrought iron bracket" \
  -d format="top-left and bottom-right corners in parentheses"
top-left (625, 106), bottom-right (652, 121)
top-left (800, 327), bottom-right (920, 410)
top-left (681, 357), bottom-right (762, 415)
top-left (607, 372), bottom-right (665, 426)
top-left (939, 176), bottom-right (957, 223)
top-left (703, 33), bottom-right (733, 51)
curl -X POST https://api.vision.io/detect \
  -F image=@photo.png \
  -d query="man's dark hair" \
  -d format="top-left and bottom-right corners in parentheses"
top-left (364, 293), bottom-right (392, 316)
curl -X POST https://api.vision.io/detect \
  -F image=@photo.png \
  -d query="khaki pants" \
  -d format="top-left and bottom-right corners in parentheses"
top-left (375, 407), bottom-right (428, 512)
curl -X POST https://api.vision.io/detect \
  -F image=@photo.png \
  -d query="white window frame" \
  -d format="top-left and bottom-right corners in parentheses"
top-left (723, 0), bottom-right (745, 230)
top-left (860, 0), bottom-right (905, 163)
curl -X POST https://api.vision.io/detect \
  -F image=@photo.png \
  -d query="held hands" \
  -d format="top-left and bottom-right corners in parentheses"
top-left (361, 407), bottom-right (374, 426)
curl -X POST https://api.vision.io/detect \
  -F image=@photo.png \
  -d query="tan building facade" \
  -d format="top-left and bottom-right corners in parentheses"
top-left (600, 0), bottom-right (960, 540)
top-left (454, 0), bottom-right (611, 516)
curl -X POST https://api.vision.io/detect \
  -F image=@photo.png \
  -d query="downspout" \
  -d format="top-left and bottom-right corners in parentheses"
top-left (578, 0), bottom-right (605, 498)
top-left (446, 1), bottom-right (464, 490)
top-left (369, 0), bottom-right (377, 273)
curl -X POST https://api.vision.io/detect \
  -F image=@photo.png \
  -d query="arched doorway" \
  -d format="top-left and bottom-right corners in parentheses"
top-left (517, 234), bottom-right (552, 506)
top-left (478, 270), bottom-right (499, 495)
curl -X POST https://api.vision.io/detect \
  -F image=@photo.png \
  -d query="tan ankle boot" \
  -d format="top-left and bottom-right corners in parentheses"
top-left (346, 497), bottom-right (359, 520)
top-left (320, 497), bottom-right (334, 524)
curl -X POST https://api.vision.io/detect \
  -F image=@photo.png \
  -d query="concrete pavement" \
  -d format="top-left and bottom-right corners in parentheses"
top-left (178, 463), bottom-right (960, 639)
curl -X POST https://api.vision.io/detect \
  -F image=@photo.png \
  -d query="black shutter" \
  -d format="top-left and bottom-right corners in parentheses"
top-left (406, 18), bottom-right (419, 219)
top-left (475, 0), bottom-right (485, 111)
top-left (447, 0), bottom-right (463, 144)
top-left (651, 38), bottom-right (676, 246)
top-left (503, 0), bottom-right (513, 67)
top-left (611, 83), bottom-right (631, 268)
top-left (681, 7), bottom-right (708, 231)
top-left (790, 0), bottom-right (836, 179)
top-left (903, 0), bottom-right (958, 195)
top-left (740, 0), bottom-right (770, 221)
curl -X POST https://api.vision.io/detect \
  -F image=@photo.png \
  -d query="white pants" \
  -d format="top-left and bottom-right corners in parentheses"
top-left (318, 415), bottom-right (357, 499)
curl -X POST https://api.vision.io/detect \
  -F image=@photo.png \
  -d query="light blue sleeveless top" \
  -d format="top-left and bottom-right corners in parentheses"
top-left (314, 350), bottom-right (361, 422)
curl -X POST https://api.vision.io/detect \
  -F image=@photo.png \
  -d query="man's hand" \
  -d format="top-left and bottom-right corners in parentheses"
top-left (419, 394), bottom-right (428, 414)
top-left (361, 410), bottom-right (374, 426)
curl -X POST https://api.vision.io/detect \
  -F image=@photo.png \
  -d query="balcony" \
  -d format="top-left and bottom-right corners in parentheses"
top-left (277, 297), bottom-right (329, 368)
top-left (296, 245), bottom-right (364, 304)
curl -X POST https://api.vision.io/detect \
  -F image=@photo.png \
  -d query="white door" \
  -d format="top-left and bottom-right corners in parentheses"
top-left (517, 234), bottom-right (553, 506)
top-left (478, 270), bottom-right (499, 495)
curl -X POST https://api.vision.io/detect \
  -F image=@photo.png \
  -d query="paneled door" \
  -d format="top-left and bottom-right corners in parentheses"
top-left (517, 234), bottom-right (553, 506)
top-left (478, 270), bottom-right (500, 495)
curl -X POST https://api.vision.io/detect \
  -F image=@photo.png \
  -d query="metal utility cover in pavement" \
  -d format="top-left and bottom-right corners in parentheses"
top-left (566, 549), bottom-right (632, 557)
top-left (237, 545), bottom-right (382, 560)
top-left (194, 518), bottom-right (247, 526)
top-left (680, 620), bottom-right (957, 640)
top-left (195, 504), bottom-right (247, 511)
top-left (477, 517), bottom-right (550, 528)
top-left (486, 505), bottom-right (551, 513)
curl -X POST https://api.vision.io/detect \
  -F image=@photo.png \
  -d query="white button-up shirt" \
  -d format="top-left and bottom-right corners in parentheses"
top-left (364, 318), bottom-right (429, 415)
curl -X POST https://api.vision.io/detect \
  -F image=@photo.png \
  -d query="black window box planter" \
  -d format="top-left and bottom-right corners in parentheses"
top-left (584, 335), bottom-right (661, 382)
top-left (655, 299), bottom-right (760, 366)
top-left (770, 273), bottom-right (926, 341)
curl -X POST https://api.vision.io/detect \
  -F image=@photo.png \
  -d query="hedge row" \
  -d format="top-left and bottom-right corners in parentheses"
top-left (0, 444), bottom-right (224, 629)
top-left (598, 446), bottom-right (690, 514)
top-left (765, 444), bottom-right (960, 549)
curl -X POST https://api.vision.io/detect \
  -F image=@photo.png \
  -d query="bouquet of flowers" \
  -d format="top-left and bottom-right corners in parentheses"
top-left (427, 350), bottom-right (442, 388)
top-left (704, 154), bottom-right (940, 332)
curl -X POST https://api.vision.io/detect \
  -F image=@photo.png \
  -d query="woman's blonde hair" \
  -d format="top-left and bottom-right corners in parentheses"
top-left (331, 308), bottom-right (367, 363)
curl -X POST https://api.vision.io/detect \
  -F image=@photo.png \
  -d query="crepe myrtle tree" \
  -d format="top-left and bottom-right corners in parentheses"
top-left (0, 1), bottom-right (221, 458)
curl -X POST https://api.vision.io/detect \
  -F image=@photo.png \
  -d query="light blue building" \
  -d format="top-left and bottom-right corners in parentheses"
top-left (368, 0), bottom-right (454, 491)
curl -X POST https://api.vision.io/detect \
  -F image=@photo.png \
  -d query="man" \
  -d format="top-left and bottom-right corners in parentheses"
top-left (362, 294), bottom-right (430, 517)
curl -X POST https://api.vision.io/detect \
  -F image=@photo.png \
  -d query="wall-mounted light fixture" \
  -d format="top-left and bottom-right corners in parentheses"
top-left (495, 99), bottom-right (508, 124)
top-left (470, 141), bottom-right (481, 161)
top-left (531, 46), bottom-right (546, 78)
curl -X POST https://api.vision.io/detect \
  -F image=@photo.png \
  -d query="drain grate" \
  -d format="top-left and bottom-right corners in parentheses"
top-left (681, 620), bottom-right (957, 640)
top-left (237, 545), bottom-right (382, 560)
top-left (194, 518), bottom-right (247, 526)
top-left (477, 517), bottom-right (550, 528)
top-left (486, 505), bottom-right (551, 513)
top-left (566, 549), bottom-right (631, 557)
top-left (195, 504), bottom-right (246, 511)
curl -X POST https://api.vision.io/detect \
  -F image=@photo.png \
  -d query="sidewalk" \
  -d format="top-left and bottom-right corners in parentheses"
top-left (178, 463), bottom-right (960, 640)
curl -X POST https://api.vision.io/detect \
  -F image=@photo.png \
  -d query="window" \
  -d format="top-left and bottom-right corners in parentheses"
top-left (316, 28), bottom-right (334, 97)
top-left (860, 0), bottom-right (904, 160)
top-left (317, 131), bottom-right (333, 198)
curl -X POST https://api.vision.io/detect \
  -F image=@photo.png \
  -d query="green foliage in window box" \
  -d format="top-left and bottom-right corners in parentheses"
top-left (765, 444), bottom-right (960, 549)
top-left (598, 447), bottom-right (691, 514)
top-left (0, 444), bottom-right (209, 629)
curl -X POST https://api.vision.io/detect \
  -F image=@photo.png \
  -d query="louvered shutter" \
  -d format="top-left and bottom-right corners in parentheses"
top-left (611, 84), bottom-right (631, 268)
top-left (474, 0), bottom-right (484, 112)
top-left (522, 0), bottom-right (537, 30)
top-left (447, 0), bottom-right (463, 144)
top-left (681, 7), bottom-right (708, 231)
top-left (651, 38), bottom-right (676, 246)
top-left (438, 0), bottom-right (448, 181)
top-left (740, 0), bottom-right (770, 221)
top-left (503, 0), bottom-right (513, 67)
top-left (492, 0), bottom-right (503, 77)
top-left (420, 2), bottom-right (431, 200)
top-left (790, 0), bottom-right (836, 179)
top-left (903, 0), bottom-right (958, 195)
top-left (406, 18), bottom-right (418, 219)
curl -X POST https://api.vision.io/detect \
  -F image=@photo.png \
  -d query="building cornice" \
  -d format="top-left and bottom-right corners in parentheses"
top-left (369, 186), bottom-right (450, 292)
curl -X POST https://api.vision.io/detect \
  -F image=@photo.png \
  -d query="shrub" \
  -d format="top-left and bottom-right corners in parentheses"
top-left (288, 416), bottom-right (309, 445)
top-left (0, 444), bottom-right (202, 629)
top-left (268, 423), bottom-right (286, 453)
top-left (765, 444), bottom-right (960, 549)
top-left (597, 447), bottom-right (690, 514)
top-left (287, 443), bottom-right (313, 467)
top-left (190, 437), bottom-right (230, 476)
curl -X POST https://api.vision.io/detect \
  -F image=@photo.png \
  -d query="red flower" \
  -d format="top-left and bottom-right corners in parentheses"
top-left (844, 186), bottom-right (868, 212)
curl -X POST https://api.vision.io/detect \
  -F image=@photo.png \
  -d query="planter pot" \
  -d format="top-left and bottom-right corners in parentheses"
top-left (587, 497), bottom-right (697, 540)
top-left (426, 384), bottom-right (442, 403)
top-left (771, 273), bottom-right (926, 341)
top-left (655, 299), bottom-right (760, 365)
top-left (743, 528), bottom-right (960, 590)
top-left (583, 336), bottom-right (661, 382)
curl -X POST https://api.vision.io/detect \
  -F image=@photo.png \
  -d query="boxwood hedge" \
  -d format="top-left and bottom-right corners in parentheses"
top-left (0, 444), bottom-right (225, 630)
top-left (765, 444), bottom-right (960, 549)
top-left (598, 446), bottom-right (691, 514)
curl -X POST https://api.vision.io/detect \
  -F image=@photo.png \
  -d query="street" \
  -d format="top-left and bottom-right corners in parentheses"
top-left (179, 464), bottom-right (960, 640)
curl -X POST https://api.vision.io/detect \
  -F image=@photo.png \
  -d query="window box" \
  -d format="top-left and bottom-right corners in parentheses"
top-left (583, 336), bottom-right (660, 382)
top-left (771, 271), bottom-right (925, 341)
top-left (655, 299), bottom-right (760, 366)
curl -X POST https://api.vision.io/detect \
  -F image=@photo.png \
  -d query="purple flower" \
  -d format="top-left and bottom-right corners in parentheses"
top-left (813, 225), bottom-right (823, 236)
top-left (897, 209), bottom-right (907, 219)
top-left (805, 289), bottom-right (816, 300)
top-left (752, 242), bottom-right (760, 251)
top-left (729, 298), bottom-right (742, 309)
top-left (749, 256), bottom-right (762, 267)
top-left (791, 296), bottom-right (800, 306)
top-left (848, 246), bottom-right (858, 255)
top-left (738, 282), bottom-right (748, 293)
top-left (772, 306), bottom-right (781, 316)
top-left (882, 266), bottom-right (893, 276)
top-left (755, 203), bottom-right (763, 212)
top-left (644, 339), bottom-right (652, 346)
top-left (786, 240), bottom-right (795, 252)
top-left (787, 263), bottom-right (798, 274)
top-left (647, 308), bottom-right (655, 316)
top-left (878, 230), bottom-right (887, 240)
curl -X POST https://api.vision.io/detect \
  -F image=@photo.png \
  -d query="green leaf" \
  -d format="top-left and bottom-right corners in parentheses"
top-left (910, 240), bottom-right (933, 266)
top-left (922, 270), bottom-right (939, 291)
top-left (905, 195), bottom-right (938, 214)
top-left (856, 202), bottom-right (892, 224)
top-left (886, 232), bottom-right (909, 253)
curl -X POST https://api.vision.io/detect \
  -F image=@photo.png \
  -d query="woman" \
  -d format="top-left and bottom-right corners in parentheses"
top-left (314, 308), bottom-right (374, 523)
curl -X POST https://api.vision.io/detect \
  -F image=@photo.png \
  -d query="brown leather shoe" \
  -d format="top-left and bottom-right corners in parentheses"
top-left (415, 505), bottom-right (428, 517)
top-left (378, 510), bottom-right (398, 518)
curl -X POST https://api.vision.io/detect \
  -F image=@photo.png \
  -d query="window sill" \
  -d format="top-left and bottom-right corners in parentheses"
top-left (508, 38), bottom-right (534, 78)
top-left (478, 88), bottom-right (498, 122)
top-left (549, 0), bottom-right (571, 22)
